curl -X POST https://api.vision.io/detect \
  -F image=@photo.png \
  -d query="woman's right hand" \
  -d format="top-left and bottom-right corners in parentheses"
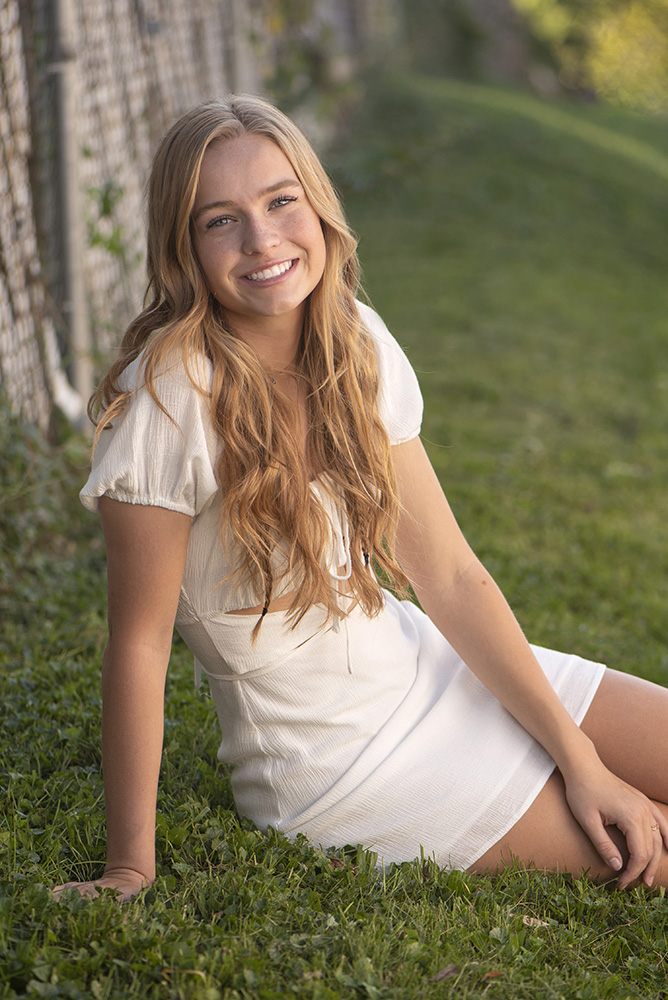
top-left (52, 867), bottom-right (151, 902)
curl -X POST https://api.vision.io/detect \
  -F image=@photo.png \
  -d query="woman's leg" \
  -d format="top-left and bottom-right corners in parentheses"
top-left (468, 669), bottom-right (668, 885)
top-left (579, 668), bottom-right (668, 802)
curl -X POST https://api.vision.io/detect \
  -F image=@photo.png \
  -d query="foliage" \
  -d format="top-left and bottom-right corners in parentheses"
top-left (588, 2), bottom-right (668, 112)
top-left (256, 0), bottom-right (360, 117)
top-left (0, 403), bottom-right (102, 648)
top-left (395, 0), bottom-right (486, 80)
top-left (85, 181), bottom-right (127, 260)
top-left (3, 76), bottom-right (668, 997)
top-left (512, 0), bottom-right (668, 111)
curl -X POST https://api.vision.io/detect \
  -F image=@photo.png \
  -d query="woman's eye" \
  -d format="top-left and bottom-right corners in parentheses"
top-left (206, 215), bottom-right (234, 229)
top-left (270, 194), bottom-right (297, 209)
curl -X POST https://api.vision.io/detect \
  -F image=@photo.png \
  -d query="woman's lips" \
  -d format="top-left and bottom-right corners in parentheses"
top-left (242, 259), bottom-right (296, 282)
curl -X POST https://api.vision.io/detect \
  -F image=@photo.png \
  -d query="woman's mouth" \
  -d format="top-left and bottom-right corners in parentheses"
top-left (243, 259), bottom-right (295, 282)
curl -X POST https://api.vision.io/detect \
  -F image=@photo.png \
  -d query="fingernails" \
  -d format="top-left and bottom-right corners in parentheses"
top-left (647, 876), bottom-right (654, 887)
top-left (610, 857), bottom-right (622, 871)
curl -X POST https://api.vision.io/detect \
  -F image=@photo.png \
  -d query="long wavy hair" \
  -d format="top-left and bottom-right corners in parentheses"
top-left (91, 94), bottom-right (410, 632)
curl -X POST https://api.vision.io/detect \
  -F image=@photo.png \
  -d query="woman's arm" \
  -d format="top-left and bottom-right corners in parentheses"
top-left (53, 498), bottom-right (192, 900)
top-left (392, 436), bottom-right (668, 887)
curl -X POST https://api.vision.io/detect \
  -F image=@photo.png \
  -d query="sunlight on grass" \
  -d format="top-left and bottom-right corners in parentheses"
top-left (430, 77), bottom-right (668, 182)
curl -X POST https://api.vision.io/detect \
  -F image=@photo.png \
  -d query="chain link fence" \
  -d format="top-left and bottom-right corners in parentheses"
top-left (1, 0), bottom-right (392, 433)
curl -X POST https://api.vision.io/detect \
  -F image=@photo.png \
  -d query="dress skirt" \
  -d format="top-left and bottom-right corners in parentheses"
top-left (178, 593), bottom-right (607, 871)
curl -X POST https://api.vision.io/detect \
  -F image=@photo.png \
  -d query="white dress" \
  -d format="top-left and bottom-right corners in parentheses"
top-left (81, 303), bottom-right (606, 871)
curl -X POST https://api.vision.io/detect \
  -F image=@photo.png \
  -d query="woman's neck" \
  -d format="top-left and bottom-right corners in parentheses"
top-left (227, 308), bottom-right (304, 371)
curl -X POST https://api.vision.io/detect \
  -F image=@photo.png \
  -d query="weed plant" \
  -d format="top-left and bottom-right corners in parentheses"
top-left (2, 75), bottom-right (668, 998)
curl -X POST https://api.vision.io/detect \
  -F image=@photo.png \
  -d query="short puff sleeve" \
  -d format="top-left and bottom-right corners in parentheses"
top-left (80, 352), bottom-right (219, 518)
top-left (357, 301), bottom-right (423, 445)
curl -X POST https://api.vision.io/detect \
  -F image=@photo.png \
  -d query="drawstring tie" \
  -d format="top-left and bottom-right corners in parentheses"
top-left (327, 525), bottom-right (359, 674)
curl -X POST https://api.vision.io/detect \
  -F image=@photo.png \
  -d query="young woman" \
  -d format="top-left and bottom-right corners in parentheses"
top-left (54, 95), bottom-right (668, 902)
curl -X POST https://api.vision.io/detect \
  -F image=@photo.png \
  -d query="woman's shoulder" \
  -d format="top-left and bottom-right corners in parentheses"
top-left (355, 299), bottom-right (394, 345)
top-left (81, 345), bottom-right (218, 517)
top-left (354, 300), bottom-right (423, 443)
top-left (355, 299), bottom-right (417, 376)
top-left (355, 300), bottom-right (415, 367)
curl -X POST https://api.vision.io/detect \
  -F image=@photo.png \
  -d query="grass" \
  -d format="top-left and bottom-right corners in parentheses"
top-left (336, 74), bottom-right (668, 681)
top-left (2, 75), bottom-right (668, 998)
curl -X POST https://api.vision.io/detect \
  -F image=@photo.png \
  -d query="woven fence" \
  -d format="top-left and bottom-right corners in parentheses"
top-left (1, 0), bottom-right (391, 432)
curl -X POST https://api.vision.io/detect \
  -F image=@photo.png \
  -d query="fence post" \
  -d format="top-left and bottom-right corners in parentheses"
top-left (52, 0), bottom-right (93, 408)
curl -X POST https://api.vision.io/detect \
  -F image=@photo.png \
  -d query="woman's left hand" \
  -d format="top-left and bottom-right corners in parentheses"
top-left (562, 756), bottom-right (668, 888)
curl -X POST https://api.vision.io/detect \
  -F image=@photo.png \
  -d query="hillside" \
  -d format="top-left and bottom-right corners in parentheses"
top-left (337, 75), bottom-right (668, 679)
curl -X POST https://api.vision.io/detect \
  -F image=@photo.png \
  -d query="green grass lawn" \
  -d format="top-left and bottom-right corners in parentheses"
top-left (2, 75), bottom-right (668, 999)
top-left (337, 75), bottom-right (668, 681)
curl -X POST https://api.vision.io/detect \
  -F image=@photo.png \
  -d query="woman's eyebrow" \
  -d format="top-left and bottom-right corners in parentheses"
top-left (193, 179), bottom-right (303, 219)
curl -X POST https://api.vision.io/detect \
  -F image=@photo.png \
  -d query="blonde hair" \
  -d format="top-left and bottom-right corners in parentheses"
top-left (92, 94), bottom-right (409, 632)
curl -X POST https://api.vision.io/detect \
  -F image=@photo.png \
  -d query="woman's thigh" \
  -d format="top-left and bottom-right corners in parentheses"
top-left (468, 668), bottom-right (668, 882)
top-left (579, 668), bottom-right (668, 802)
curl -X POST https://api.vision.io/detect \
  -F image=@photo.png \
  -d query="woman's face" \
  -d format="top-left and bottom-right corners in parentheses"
top-left (191, 133), bottom-right (327, 339)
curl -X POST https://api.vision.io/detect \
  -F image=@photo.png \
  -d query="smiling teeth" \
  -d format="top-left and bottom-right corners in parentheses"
top-left (245, 260), bottom-right (294, 281)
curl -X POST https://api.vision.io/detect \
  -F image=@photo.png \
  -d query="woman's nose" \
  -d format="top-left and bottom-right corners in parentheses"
top-left (242, 215), bottom-right (280, 255)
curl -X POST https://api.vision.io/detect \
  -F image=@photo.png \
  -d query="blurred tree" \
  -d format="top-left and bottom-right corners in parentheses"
top-left (256, 0), bottom-right (400, 113)
top-left (258, 0), bottom-right (333, 109)
top-left (588, 1), bottom-right (668, 111)
top-left (512, 0), bottom-right (668, 110)
top-left (399, 0), bottom-right (529, 82)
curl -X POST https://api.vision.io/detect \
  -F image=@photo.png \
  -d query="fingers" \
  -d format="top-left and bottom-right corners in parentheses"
top-left (636, 811), bottom-right (667, 889)
top-left (564, 761), bottom-right (667, 890)
top-left (585, 823), bottom-right (624, 876)
top-left (577, 798), bottom-right (666, 889)
top-left (659, 811), bottom-right (668, 854)
top-left (616, 800), bottom-right (668, 889)
top-left (617, 818), bottom-right (655, 888)
top-left (601, 808), bottom-right (665, 890)
top-left (51, 868), bottom-right (150, 903)
top-left (51, 881), bottom-right (102, 900)
top-left (641, 824), bottom-right (664, 889)
top-left (51, 879), bottom-right (127, 901)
